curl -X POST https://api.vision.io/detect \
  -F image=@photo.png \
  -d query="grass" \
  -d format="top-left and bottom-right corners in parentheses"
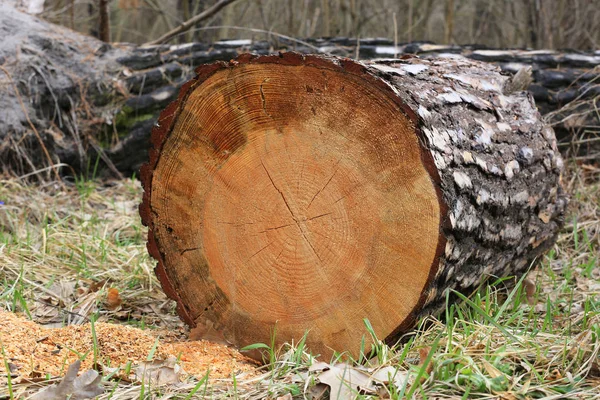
top-left (0, 162), bottom-right (598, 399)
top-left (0, 176), bottom-right (178, 330)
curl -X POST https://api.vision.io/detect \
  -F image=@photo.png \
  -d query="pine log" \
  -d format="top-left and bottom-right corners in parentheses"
top-left (140, 53), bottom-right (568, 359)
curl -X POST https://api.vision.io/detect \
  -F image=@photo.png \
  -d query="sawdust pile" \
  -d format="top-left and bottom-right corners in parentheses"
top-left (0, 310), bottom-right (258, 379)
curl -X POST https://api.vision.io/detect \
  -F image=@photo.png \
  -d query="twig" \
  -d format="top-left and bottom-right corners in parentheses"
top-left (17, 163), bottom-right (73, 180)
top-left (0, 66), bottom-right (63, 184)
top-left (144, 0), bottom-right (240, 46)
top-left (153, 25), bottom-right (324, 53)
top-left (88, 137), bottom-right (125, 180)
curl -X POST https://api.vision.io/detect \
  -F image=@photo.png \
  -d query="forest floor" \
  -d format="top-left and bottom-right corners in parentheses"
top-left (0, 162), bottom-right (598, 399)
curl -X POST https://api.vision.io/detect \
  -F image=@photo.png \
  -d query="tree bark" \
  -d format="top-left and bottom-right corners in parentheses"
top-left (140, 53), bottom-right (568, 360)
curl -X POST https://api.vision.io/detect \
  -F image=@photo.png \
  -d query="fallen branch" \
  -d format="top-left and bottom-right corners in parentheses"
top-left (144, 0), bottom-right (240, 46)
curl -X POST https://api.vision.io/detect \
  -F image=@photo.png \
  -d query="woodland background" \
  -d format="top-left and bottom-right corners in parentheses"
top-left (34, 0), bottom-right (600, 49)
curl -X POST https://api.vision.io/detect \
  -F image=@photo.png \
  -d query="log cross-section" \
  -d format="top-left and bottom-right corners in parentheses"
top-left (140, 53), bottom-right (567, 360)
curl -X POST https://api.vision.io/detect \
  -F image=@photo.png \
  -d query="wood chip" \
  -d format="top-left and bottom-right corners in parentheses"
top-left (0, 310), bottom-right (257, 379)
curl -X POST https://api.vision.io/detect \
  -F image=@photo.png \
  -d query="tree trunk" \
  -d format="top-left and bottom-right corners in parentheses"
top-left (140, 53), bottom-right (568, 360)
top-left (98, 0), bottom-right (111, 42)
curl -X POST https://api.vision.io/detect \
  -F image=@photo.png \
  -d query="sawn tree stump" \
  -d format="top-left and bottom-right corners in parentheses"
top-left (140, 53), bottom-right (567, 359)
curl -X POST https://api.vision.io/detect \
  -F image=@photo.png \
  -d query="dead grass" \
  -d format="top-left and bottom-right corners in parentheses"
top-left (0, 162), bottom-right (598, 398)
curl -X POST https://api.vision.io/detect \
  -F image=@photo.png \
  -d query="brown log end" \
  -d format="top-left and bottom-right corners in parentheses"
top-left (140, 53), bottom-right (446, 360)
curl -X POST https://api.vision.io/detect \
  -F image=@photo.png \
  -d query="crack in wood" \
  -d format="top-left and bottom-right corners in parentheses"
top-left (307, 212), bottom-right (333, 221)
top-left (259, 223), bottom-right (295, 233)
top-left (259, 80), bottom-right (273, 119)
top-left (180, 247), bottom-right (201, 255)
top-left (247, 241), bottom-right (273, 260)
top-left (260, 159), bottom-right (322, 262)
top-left (216, 220), bottom-right (256, 227)
top-left (307, 159), bottom-right (341, 209)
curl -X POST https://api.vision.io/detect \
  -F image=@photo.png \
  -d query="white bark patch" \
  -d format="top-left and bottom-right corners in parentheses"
top-left (510, 190), bottom-right (529, 204)
top-left (371, 64), bottom-right (405, 76)
top-left (444, 73), bottom-right (503, 92)
top-left (169, 43), bottom-right (196, 52)
top-left (453, 171), bottom-right (472, 189)
top-left (504, 160), bottom-right (520, 180)
top-left (152, 89), bottom-right (173, 101)
top-left (446, 129), bottom-right (462, 144)
top-left (543, 127), bottom-right (559, 151)
top-left (21, 0), bottom-right (44, 14)
top-left (462, 151), bottom-right (474, 163)
top-left (475, 119), bottom-right (495, 146)
top-left (472, 50), bottom-right (513, 57)
top-left (476, 189), bottom-right (490, 205)
top-left (375, 46), bottom-right (403, 55)
top-left (402, 64), bottom-right (429, 75)
top-left (437, 91), bottom-right (462, 104)
top-left (475, 156), bottom-right (488, 171)
top-left (501, 62), bottom-right (530, 73)
top-left (554, 156), bottom-right (564, 170)
top-left (418, 44), bottom-right (453, 52)
top-left (216, 39), bottom-right (252, 46)
top-left (451, 200), bottom-right (480, 231)
top-left (518, 146), bottom-right (534, 164)
top-left (497, 122), bottom-right (512, 132)
top-left (476, 129), bottom-right (493, 146)
top-left (489, 165), bottom-right (503, 176)
top-left (417, 105), bottom-right (432, 121)
top-left (423, 127), bottom-right (450, 152)
top-left (458, 92), bottom-right (491, 110)
top-left (435, 53), bottom-right (464, 60)
top-left (563, 54), bottom-right (600, 64)
top-left (433, 152), bottom-right (447, 169)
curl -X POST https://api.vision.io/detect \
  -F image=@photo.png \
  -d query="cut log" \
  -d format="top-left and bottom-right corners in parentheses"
top-left (140, 53), bottom-right (568, 359)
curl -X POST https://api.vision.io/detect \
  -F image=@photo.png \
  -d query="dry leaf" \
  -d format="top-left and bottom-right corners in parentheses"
top-left (308, 383), bottom-right (328, 399)
top-left (547, 368), bottom-right (563, 381)
top-left (371, 365), bottom-right (409, 388)
top-left (105, 288), bottom-right (122, 311)
top-left (134, 356), bottom-right (183, 386)
top-left (88, 279), bottom-right (108, 293)
top-left (418, 346), bottom-right (434, 376)
top-left (31, 360), bottom-right (104, 400)
top-left (523, 278), bottom-right (536, 305)
top-left (309, 362), bottom-right (408, 399)
top-left (481, 359), bottom-right (502, 379)
top-left (538, 211), bottom-right (551, 224)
